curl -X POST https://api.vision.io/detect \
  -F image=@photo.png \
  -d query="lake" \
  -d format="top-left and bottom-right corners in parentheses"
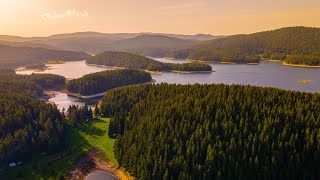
top-left (17, 58), bottom-right (320, 110)
top-left (85, 170), bottom-right (117, 180)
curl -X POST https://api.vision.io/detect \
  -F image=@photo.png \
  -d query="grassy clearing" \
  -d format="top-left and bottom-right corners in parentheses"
top-left (3, 118), bottom-right (116, 180)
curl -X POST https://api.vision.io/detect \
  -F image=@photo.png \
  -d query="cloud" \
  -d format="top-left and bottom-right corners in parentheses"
top-left (160, 2), bottom-right (206, 10)
top-left (41, 9), bottom-right (88, 20)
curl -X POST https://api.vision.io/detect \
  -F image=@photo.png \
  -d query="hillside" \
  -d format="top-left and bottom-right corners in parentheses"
top-left (101, 83), bottom-right (320, 179)
top-left (0, 40), bottom-right (59, 50)
top-left (0, 45), bottom-right (91, 68)
top-left (168, 27), bottom-right (320, 64)
top-left (32, 37), bottom-right (120, 55)
top-left (86, 51), bottom-right (212, 72)
top-left (67, 69), bottom-right (152, 95)
top-left (106, 34), bottom-right (197, 57)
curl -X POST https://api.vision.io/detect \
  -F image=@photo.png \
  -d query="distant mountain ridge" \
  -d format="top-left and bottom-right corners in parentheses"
top-left (168, 26), bottom-right (320, 60)
top-left (0, 32), bottom-right (221, 56)
top-left (0, 45), bottom-right (90, 68)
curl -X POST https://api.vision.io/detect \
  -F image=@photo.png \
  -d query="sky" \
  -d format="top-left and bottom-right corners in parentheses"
top-left (0, 0), bottom-right (320, 36)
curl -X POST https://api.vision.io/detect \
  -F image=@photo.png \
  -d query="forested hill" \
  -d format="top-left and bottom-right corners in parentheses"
top-left (87, 51), bottom-right (212, 72)
top-left (66, 69), bottom-right (152, 95)
top-left (168, 27), bottom-right (320, 61)
top-left (100, 84), bottom-right (320, 179)
top-left (0, 74), bottom-right (65, 165)
top-left (0, 45), bottom-right (91, 68)
top-left (110, 34), bottom-right (196, 57)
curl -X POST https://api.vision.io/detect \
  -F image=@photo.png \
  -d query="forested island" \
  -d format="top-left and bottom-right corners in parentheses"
top-left (101, 83), bottom-right (320, 179)
top-left (25, 63), bottom-right (46, 70)
top-left (66, 69), bottom-right (152, 96)
top-left (167, 27), bottom-right (320, 66)
top-left (86, 51), bottom-right (212, 72)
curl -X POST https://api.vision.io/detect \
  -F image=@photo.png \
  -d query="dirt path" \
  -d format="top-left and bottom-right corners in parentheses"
top-left (67, 149), bottom-right (133, 180)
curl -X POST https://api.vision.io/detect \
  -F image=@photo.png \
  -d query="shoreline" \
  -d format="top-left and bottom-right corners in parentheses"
top-left (171, 70), bottom-right (214, 74)
top-left (299, 79), bottom-right (312, 83)
top-left (185, 58), bottom-right (260, 65)
top-left (283, 62), bottom-right (320, 68)
top-left (67, 91), bottom-right (107, 99)
top-left (269, 60), bottom-right (283, 63)
top-left (68, 149), bottom-right (132, 180)
top-left (86, 62), bottom-right (212, 74)
top-left (67, 79), bottom-right (156, 99)
top-left (85, 63), bottom-right (126, 70)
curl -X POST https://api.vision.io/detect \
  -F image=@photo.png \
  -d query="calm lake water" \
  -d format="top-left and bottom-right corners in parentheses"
top-left (17, 58), bottom-right (320, 109)
top-left (85, 171), bottom-right (117, 180)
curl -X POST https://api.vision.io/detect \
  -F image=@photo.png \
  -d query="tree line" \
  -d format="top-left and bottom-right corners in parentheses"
top-left (0, 75), bottom-right (65, 164)
top-left (0, 73), bottom-right (66, 90)
top-left (66, 69), bottom-right (152, 96)
top-left (100, 83), bottom-right (320, 179)
top-left (186, 50), bottom-right (261, 63)
top-left (285, 55), bottom-right (320, 66)
top-left (0, 73), bottom-right (90, 167)
top-left (168, 27), bottom-right (320, 65)
top-left (86, 51), bottom-right (212, 72)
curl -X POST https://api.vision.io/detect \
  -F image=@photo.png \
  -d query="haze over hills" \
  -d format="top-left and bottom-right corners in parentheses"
top-left (0, 32), bottom-right (221, 56)
top-left (108, 34), bottom-right (197, 57)
top-left (0, 45), bottom-right (90, 68)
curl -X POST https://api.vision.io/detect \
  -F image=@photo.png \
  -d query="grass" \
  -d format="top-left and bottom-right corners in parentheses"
top-left (3, 118), bottom-right (116, 180)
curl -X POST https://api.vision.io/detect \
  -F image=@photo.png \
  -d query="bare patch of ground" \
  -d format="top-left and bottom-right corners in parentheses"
top-left (67, 149), bottom-right (132, 180)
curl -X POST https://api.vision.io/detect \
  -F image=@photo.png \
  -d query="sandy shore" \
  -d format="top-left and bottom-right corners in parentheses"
top-left (185, 59), bottom-right (261, 65)
top-left (67, 80), bottom-right (156, 99)
top-left (299, 80), bottom-right (312, 83)
top-left (86, 63), bottom-right (126, 70)
top-left (68, 149), bottom-right (132, 180)
top-left (67, 91), bottom-right (107, 99)
top-left (269, 60), bottom-right (283, 63)
top-left (171, 70), bottom-right (214, 74)
top-left (283, 62), bottom-right (320, 68)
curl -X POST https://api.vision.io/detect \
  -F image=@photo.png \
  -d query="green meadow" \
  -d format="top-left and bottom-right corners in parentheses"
top-left (3, 118), bottom-right (116, 180)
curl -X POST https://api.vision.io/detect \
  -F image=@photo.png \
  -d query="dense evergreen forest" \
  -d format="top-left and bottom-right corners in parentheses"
top-left (0, 73), bottom-right (66, 90)
top-left (262, 52), bottom-right (287, 60)
top-left (0, 74), bottom-right (65, 164)
top-left (86, 51), bottom-right (212, 72)
top-left (186, 50), bottom-right (261, 63)
top-left (66, 69), bottom-right (152, 95)
top-left (100, 84), bottom-right (320, 179)
top-left (0, 72), bottom-right (93, 169)
top-left (285, 55), bottom-right (320, 66)
top-left (168, 27), bottom-right (320, 65)
top-left (0, 75), bottom-right (43, 96)
top-left (25, 74), bottom-right (66, 89)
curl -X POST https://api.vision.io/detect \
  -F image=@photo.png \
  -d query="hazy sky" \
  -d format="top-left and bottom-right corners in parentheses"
top-left (0, 0), bottom-right (320, 36)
